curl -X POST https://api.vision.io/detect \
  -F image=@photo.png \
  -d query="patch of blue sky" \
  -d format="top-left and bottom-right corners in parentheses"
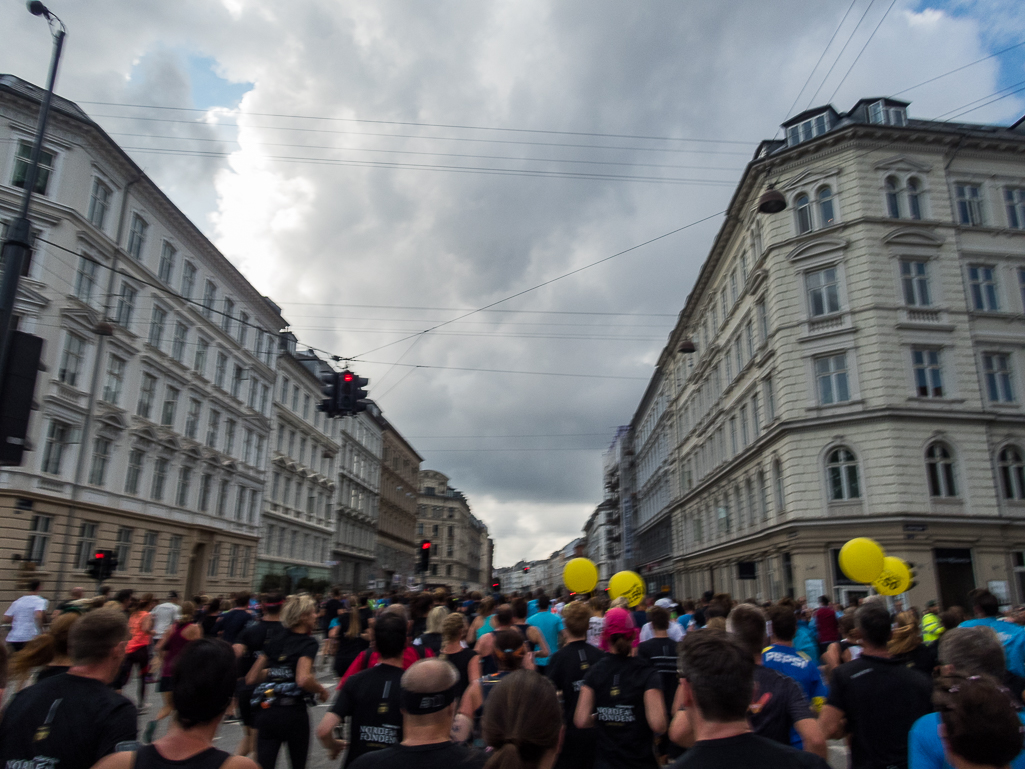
top-left (186, 54), bottom-right (253, 112)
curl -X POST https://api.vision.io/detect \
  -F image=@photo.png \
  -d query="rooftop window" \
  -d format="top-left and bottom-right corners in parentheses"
top-left (868, 101), bottom-right (906, 126)
top-left (786, 113), bottom-right (831, 146)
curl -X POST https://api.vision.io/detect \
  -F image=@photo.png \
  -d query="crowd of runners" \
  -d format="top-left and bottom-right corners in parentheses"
top-left (1, 579), bottom-right (1024, 769)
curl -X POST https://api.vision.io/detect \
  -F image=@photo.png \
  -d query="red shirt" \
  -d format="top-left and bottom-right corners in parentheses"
top-left (336, 646), bottom-right (434, 688)
top-left (814, 606), bottom-right (840, 643)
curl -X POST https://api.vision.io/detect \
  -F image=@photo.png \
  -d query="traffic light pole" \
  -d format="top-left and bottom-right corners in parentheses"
top-left (0, 24), bottom-right (64, 391)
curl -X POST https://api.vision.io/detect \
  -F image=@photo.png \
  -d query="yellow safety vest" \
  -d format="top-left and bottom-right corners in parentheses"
top-left (921, 612), bottom-right (944, 644)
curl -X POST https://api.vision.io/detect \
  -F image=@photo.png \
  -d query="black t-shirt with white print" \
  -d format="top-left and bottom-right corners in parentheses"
top-left (262, 630), bottom-right (320, 696)
top-left (331, 664), bottom-right (405, 768)
top-left (582, 653), bottom-right (663, 769)
top-left (348, 742), bottom-right (485, 769)
top-left (547, 640), bottom-right (605, 725)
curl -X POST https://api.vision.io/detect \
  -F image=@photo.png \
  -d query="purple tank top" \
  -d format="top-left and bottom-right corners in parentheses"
top-left (161, 621), bottom-right (195, 677)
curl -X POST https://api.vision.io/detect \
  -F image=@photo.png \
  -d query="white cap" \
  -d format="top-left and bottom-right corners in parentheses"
top-left (655, 597), bottom-right (677, 609)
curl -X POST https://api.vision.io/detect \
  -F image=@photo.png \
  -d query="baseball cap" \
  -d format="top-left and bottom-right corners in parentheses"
top-left (655, 598), bottom-right (677, 610)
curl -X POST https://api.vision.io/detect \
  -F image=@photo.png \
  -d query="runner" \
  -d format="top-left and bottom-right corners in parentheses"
top-left (438, 612), bottom-right (479, 701)
top-left (511, 598), bottom-right (550, 661)
top-left (764, 603), bottom-right (828, 714)
top-left (467, 597), bottom-right (495, 646)
top-left (317, 614), bottom-right (407, 767)
top-left (332, 595), bottom-right (373, 678)
top-left (481, 670), bottom-right (560, 768)
top-left (455, 629), bottom-right (528, 743)
top-left (117, 593), bottom-right (156, 711)
top-left (546, 601), bottom-right (603, 769)
top-left (636, 606), bottom-right (682, 762)
top-left (961, 589), bottom-right (1025, 676)
top-left (247, 594), bottom-right (329, 769)
top-left (414, 606), bottom-right (448, 656)
top-left (527, 594), bottom-right (563, 675)
top-left (93, 638), bottom-right (259, 769)
top-left (574, 607), bottom-right (666, 769)
top-left (9, 611), bottom-right (78, 684)
top-left (3, 579), bottom-right (48, 651)
top-left (145, 601), bottom-right (202, 743)
top-left (232, 593), bottom-right (286, 757)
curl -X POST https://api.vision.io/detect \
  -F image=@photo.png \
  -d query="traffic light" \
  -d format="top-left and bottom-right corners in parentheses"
top-left (522, 566), bottom-right (530, 573)
top-left (87, 549), bottom-right (117, 581)
top-left (317, 369), bottom-right (339, 417)
top-left (492, 579), bottom-right (501, 591)
top-left (419, 539), bottom-right (431, 572)
top-left (338, 370), bottom-right (370, 416)
top-left (351, 374), bottom-right (369, 415)
top-left (0, 331), bottom-right (43, 466)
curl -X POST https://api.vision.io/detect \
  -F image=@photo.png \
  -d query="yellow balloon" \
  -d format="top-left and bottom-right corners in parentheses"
top-left (838, 537), bottom-right (885, 584)
top-left (563, 558), bottom-right (598, 594)
top-left (873, 557), bottom-right (911, 596)
top-left (608, 570), bottom-right (646, 608)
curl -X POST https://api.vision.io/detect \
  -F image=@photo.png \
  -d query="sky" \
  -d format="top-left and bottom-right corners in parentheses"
top-left (2, 0), bottom-right (1024, 568)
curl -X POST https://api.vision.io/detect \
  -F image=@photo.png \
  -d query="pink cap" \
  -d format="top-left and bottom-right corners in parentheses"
top-left (601, 607), bottom-right (638, 650)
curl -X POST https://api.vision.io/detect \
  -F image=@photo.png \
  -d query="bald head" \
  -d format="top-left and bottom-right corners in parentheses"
top-left (401, 658), bottom-right (459, 694)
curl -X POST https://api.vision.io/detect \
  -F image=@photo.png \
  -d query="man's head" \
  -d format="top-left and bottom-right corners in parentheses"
top-left (678, 630), bottom-right (754, 723)
top-left (69, 586), bottom-right (84, 599)
top-left (400, 659), bottom-right (460, 728)
top-left (262, 591), bottom-right (285, 617)
top-left (767, 603), bottom-right (797, 642)
top-left (537, 594), bottom-right (550, 612)
top-left (819, 595), bottom-right (829, 606)
top-left (648, 606), bottom-right (670, 631)
top-left (115, 589), bottom-right (133, 606)
top-left (494, 604), bottom-right (514, 628)
top-left (172, 639), bottom-right (237, 729)
top-left (855, 602), bottom-right (893, 649)
top-left (726, 603), bottom-right (767, 658)
top-left (69, 608), bottom-right (129, 677)
top-left (972, 590), bottom-right (1000, 618)
top-left (511, 597), bottom-right (528, 621)
top-left (168, 590), bottom-right (179, 603)
top-left (28, 580), bottom-right (41, 593)
top-left (561, 602), bottom-right (591, 638)
top-left (925, 599), bottom-right (938, 613)
top-left (938, 626), bottom-right (1005, 678)
top-left (374, 614), bottom-right (408, 660)
top-left (233, 592), bottom-right (250, 608)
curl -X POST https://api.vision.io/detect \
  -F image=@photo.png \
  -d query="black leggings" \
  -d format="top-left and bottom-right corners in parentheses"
top-left (116, 645), bottom-right (150, 702)
top-left (255, 704), bottom-right (310, 769)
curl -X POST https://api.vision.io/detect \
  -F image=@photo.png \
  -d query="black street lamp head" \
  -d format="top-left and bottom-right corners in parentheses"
top-left (27, 1), bottom-right (51, 18)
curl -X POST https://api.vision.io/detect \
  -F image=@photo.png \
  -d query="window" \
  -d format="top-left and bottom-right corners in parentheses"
top-left (207, 409), bottom-right (221, 449)
top-left (207, 543), bottom-right (220, 578)
top-left (12, 140), bottom-right (55, 194)
top-left (868, 101), bottom-right (906, 126)
top-left (88, 179), bottom-right (111, 229)
top-left (184, 398), bottom-right (201, 440)
top-left (151, 457), bottom-right (169, 501)
top-left (176, 466), bottom-right (192, 507)
top-left (198, 473), bottom-right (212, 512)
top-left (243, 429), bottom-right (254, 464)
top-left (786, 112), bottom-right (831, 146)
top-left (907, 178), bottom-right (923, 220)
top-left (125, 449), bottom-right (144, 494)
top-left (910, 348), bottom-right (943, 398)
top-left (171, 322), bottom-right (188, 362)
top-left (41, 420), bottom-right (70, 475)
top-left (139, 530), bottom-right (157, 573)
top-left (242, 547), bottom-right (252, 578)
top-left (826, 447), bottom-right (861, 500)
top-left (127, 213), bottom-right (148, 260)
top-left (926, 442), bottom-right (958, 497)
top-left (885, 176), bottom-right (901, 218)
top-left (88, 437), bottom-right (112, 486)
top-left (195, 337), bottom-right (209, 376)
top-left (303, 393), bottom-right (311, 420)
top-left (900, 260), bottom-right (930, 307)
top-left (291, 384), bottom-right (300, 411)
top-left (157, 242), bottom-right (176, 284)
top-left (137, 373), bottom-right (158, 419)
top-left (215, 353), bottom-right (228, 389)
top-left (166, 535), bottom-right (182, 575)
top-left (160, 386), bottom-right (179, 427)
top-left (757, 301), bottom-right (768, 343)
top-left (114, 282), bottom-right (137, 328)
top-left (968, 265), bottom-right (999, 311)
top-left (25, 515), bottom-right (52, 565)
top-left (148, 305), bottom-right (167, 349)
top-left (231, 364), bottom-right (244, 399)
top-left (225, 419), bottom-right (237, 456)
top-left (222, 298), bottom-right (235, 334)
top-left (74, 255), bottom-right (99, 305)
top-left (740, 404), bottom-right (749, 447)
top-left (956, 184), bottom-right (983, 226)
top-left (818, 186), bottom-right (835, 226)
top-left (180, 261), bottom-right (196, 299)
top-left (815, 352), bottom-right (850, 405)
top-left (999, 446), bottom-right (1025, 500)
top-left (74, 522), bottom-right (98, 570)
top-left (773, 460), bottom-right (785, 513)
top-left (115, 527), bottom-right (133, 571)
top-left (806, 267), bottom-right (840, 317)
top-left (228, 544), bottom-right (240, 578)
top-left (58, 333), bottom-right (86, 387)
top-left (1007, 188), bottom-right (1025, 229)
top-left (102, 354), bottom-right (126, 404)
top-left (795, 193), bottom-right (812, 234)
top-left (238, 311), bottom-right (249, 347)
top-left (983, 353), bottom-right (1015, 403)
top-left (202, 281), bottom-right (217, 319)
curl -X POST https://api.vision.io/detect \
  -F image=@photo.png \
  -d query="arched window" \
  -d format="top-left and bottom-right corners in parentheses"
top-left (885, 176), bottom-right (901, 218)
top-left (926, 442), bottom-right (958, 497)
top-left (795, 194), bottom-right (812, 234)
top-left (907, 177), bottom-right (923, 220)
top-left (826, 447), bottom-right (861, 500)
top-left (818, 186), bottom-right (836, 227)
top-left (999, 446), bottom-right (1025, 500)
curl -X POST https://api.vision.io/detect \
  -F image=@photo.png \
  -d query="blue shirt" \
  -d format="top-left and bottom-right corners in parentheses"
top-left (527, 611), bottom-right (563, 667)
top-left (960, 617), bottom-right (1025, 676)
top-left (762, 644), bottom-right (828, 708)
top-left (527, 600), bottom-right (539, 618)
top-left (909, 710), bottom-right (1025, 769)
top-left (793, 622), bottom-right (818, 662)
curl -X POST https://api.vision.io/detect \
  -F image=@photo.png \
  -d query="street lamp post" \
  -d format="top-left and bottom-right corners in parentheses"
top-left (0, 2), bottom-right (66, 387)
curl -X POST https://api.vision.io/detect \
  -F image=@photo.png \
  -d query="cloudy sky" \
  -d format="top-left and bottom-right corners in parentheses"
top-left (2, 0), bottom-right (1024, 567)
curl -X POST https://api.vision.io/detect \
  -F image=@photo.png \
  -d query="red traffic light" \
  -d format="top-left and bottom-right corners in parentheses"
top-left (343, 372), bottom-right (354, 382)
top-left (523, 566), bottom-right (530, 572)
top-left (94, 552), bottom-right (105, 559)
top-left (421, 541), bottom-right (431, 550)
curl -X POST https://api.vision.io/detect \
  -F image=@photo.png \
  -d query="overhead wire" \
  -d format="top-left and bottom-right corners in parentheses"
top-left (826, 0), bottom-right (900, 103)
top-left (783, 0), bottom-right (860, 122)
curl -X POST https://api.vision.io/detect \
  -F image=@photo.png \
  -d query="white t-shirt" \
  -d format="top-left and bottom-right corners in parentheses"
top-left (5, 594), bottom-right (48, 642)
top-left (151, 601), bottom-right (181, 639)
top-left (586, 615), bottom-right (604, 647)
top-left (639, 621), bottom-right (684, 643)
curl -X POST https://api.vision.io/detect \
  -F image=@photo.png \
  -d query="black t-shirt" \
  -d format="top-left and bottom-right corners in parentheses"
top-left (826, 654), bottom-right (933, 769)
top-left (636, 637), bottom-right (678, 717)
top-left (582, 653), bottom-right (663, 769)
top-left (750, 666), bottom-right (814, 745)
top-left (324, 598), bottom-right (344, 629)
top-left (334, 612), bottom-right (373, 665)
top-left (36, 665), bottom-right (71, 681)
top-left (236, 619), bottom-right (287, 678)
top-left (893, 643), bottom-right (938, 677)
top-left (264, 630), bottom-right (321, 689)
top-left (215, 608), bottom-right (252, 645)
top-left (0, 672), bottom-right (137, 769)
top-left (670, 733), bottom-right (831, 769)
top-left (331, 664), bottom-right (405, 767)
top-left (348, 741), bottom-right (486, 769)
top-left (439, 647), bottom-right (478, 700)
top-left (547, 640), bottom-right (606, 725)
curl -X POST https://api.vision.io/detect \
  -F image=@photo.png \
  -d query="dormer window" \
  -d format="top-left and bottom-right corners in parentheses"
top-left (786, 112), bottom-right (832, 146)
top-left (868, 101), bottom-right (906, 126)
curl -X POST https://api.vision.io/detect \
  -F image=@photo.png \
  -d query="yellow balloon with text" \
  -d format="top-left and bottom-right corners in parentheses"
top-left (838, 537), bottom-right (886, 584)
top-left (873, 557), bottom-right (912, 596)
top-left (563, 558), bottom-right (599, 594)
top-left (608, 570), bottom-right (646, 608)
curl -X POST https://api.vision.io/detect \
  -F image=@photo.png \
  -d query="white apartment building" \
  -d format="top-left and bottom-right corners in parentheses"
top-left (632, 97), bottom-right (1025, 611)
top-left (0, 75), bottom-right (282, 603)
